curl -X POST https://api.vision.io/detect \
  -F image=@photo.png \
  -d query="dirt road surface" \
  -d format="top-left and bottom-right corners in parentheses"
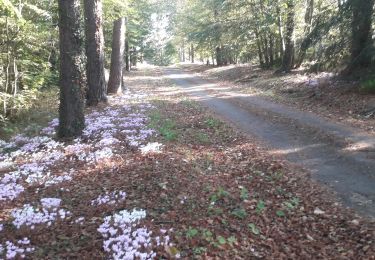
top-left (163, 67), bottom-right (375, 218)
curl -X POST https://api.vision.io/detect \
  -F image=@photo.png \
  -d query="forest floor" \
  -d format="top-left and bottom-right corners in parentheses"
top-left (0, 65), bottom-right (374, 259)
top-left (178, 64), bottom-right (375, 135)
top-left (165, 65), bottom-right (375, 218)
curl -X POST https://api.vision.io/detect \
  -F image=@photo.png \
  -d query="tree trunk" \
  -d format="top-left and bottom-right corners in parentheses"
top-left (182, 40), bottom-right (186, 62)
top-left (125, 34), bottom-right (130, 71)
top-left (191, 44), bottom-right (195, 63)
top-left (255, 29), bottom-right (265, 67)
top-left (344, 0), bottom-right (375, 74)
top-left (276, 0), bottom-right (285, 57)
top-left (107, 18), bottom-right (126, 94)
top-left (295, 0), bottom-right (314, 68)
top-left (124, 17), bottom-right (130, 72)
top-left (216, 46), bottom-right (222, 66)
top-left (84, 0), bottom-right (107, 106)
top-left (269, 33), bottom-right (274, 66)
top-left (281, 0), bottom-right (295, 72)
top-left (57, 0), bottom-right (85, 138)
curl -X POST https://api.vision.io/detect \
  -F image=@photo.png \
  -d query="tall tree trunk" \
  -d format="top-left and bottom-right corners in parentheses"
top-left (344, 0), bottom-right (375, 74)
top-left (57, 0), bottom-right (85, 138)
top-left (124, 17), bottom-right (130, 72)
top-left (269, 33), bottom-right (274, 66)
top-left (84, 0), bottom-right (107, 106)
top-left (107, 18), bottom-right (126, 94)
top-left (191, 44), bottom-right (195, 63)
top-left (276, 0), bottom-right (285, 57)
top-left (125, 34), bottom-right (130, 72)
top-left (216, 46), bottom-right (223, 66)
top-left (281, 0), bottom-right (295, 72)
top-left (182, 40), bottom-right (186, 62)
top-left (262, 35), bottom-right (270, 68)
top-left (295, 0), bottom-right (315, 68)
top-left (255, 29), bottom-right (265, 67)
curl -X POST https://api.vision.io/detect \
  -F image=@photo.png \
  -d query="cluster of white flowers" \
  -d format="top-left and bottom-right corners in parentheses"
top-left (97, 209), bottom-right (173, 259)
top-left (12, 198), bottom-right (71, 229)
top-left (98, 209), bottom-right (152, 259)
top-left (140, 142), bottom-right (164, 155)
top-left (0, 238), bottom-right (35, 259)
top-left (0, 180), bottom-right (25, 201)
top-left (0, 92), bottom-right (165, 258)
top-left (91, 191), bottom-right (127, 206)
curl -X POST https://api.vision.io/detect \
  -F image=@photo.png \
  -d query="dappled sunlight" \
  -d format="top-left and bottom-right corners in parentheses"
top-left (342, 140), bottom-right (375, 152)
top-left (269, 144), bottom-right (327, 156)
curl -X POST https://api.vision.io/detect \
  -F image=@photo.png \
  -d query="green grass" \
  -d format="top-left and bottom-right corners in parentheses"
top-left (148, 111), bottom-right (178, 141)
top-left (205, 117), bottom-right (222, 129)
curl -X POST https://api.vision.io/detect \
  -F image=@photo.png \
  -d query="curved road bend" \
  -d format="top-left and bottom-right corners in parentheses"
top-left (163, 67), bottom-right (375, 218)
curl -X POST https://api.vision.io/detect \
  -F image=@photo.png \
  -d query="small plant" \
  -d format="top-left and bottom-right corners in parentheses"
top-left (209, 187), bottom-right (230, 203)
top-left (283, 197), bottom-right (300, 210)
top-left (256, 200), bottom-right (266, 214)
top-left (201, 229), bottom-right (213, 242)
top-left (240, 187), bottom-right (249, 200)
top-left (193, 247), bottom-right (207, 255)
top-left (217, 236), bottom-right (227, 245)
top-left (232, 208), bottom-right (247, 219)
top-left (159, 119), bottom-right (177, 141)
top-left (276, 210), bottom-right (286, 217)
top-left (248, 223), bottom-right (260, 235)
top-left (196, 132), bottom-right (210, 143)
top-left (207, 206), bottom-right (224, 216)
top-left (227, 236), bottom-right (237, 246)
top-left (186, 227), bottom-right (199, 239)
top-left (205, 117), bottom-right (221, 129)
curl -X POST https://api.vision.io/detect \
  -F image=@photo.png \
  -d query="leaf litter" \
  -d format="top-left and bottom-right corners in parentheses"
top-left (0, 66), bottom-right (373, 259)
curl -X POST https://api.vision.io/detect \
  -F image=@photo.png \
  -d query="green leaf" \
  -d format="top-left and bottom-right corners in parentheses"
top-left (248, 223), bottom-right (260, 235)
top-left (240, 187), bottom-right (249, 200)
top-left (217, 236), bottom-right (226, 245)
top-left (232, 208), bottom-right (247, 219)
top-left (276, 210), bottom-right (285, 217)
top-left (227, 236), bottom-right (237, 245)
top-left (186, 227), bottom-right (199, 238)
top-left (256, 200), bottom-right (266, 214)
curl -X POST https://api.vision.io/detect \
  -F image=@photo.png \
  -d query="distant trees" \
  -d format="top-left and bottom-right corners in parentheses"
top-left (84, 0), bottom-right (107, 106)
top-left (170, 0), bottom-right (375, 74)
top-left (57, 0), bottom-right (85, 138)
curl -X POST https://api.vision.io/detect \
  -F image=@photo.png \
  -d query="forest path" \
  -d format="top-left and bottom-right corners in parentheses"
top-left (163, 66), bottom-right (375, 218)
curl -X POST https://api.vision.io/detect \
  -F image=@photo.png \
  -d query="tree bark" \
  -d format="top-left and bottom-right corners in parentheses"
top-left (344, 0), bottom-right (375, 74)
top-left (84, 0), bottom-right (107, 106)
top-left (216, 46), bottom-right (223, 66)
top-left (295, 0), bottom-right (314, 68)
top-left (281, 0), bottom-right (295, 72)
top-left (124, 17), bottom-right (130, 72)
top-left (107, 18), bottom-right (126, 94)
top-left (276, 0), bottom-right (285, 58)
top-left (57, 0), bottom-right (85, 138)
top-left (182, 40), bottom-right (186, 62)
top-left (191, 44), bottom-right (195, 63)
top-left (125, 34), bottom-right (130, 71)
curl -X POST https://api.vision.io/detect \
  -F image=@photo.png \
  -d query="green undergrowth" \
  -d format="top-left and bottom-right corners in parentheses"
top-left (360, 78), bottom-right (375, 94)
top-left (149, 99), bottom-right (233, 145)
top-left (0, 89), bottom-right (59, 140)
